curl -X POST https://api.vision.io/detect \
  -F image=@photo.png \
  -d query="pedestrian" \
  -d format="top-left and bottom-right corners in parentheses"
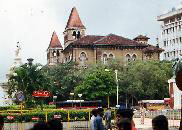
top-left (47, 119), bottom-right (63, 130)
top-left (140, 104), bottom-right (146, 125)
top-left (116, 109), bottom-right (136, 130)
top-left (29, 122), bottom-right (51, 130)
top-left (95, 108), bottom-right (105, 130)
top-left (104, 108), bottom-right (111, 130)
top-left (152, 115), bottom-right (169, 130)
top-left (116, 118), bottom-right (132, 130)
top-left (90, 109), bottom-right (98, 130)
top-left (0, 115), bottom-right (4, 130)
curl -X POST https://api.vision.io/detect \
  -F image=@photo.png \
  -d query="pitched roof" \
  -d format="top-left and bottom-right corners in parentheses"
top-left (48, 31), bottom-right (63, 49)
top-left (142, 45), bottom-right (164, 53)
top-left (133, 35), bottom-right (150, 40)
top-left (71, 34), bottom-right (147, 47)
top-left (66, 7), bottom-right (85, 29)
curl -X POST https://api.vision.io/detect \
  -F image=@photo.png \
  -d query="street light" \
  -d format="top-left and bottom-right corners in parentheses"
top-left (70, 92), bottom-right (74, 108)
top-left (105, 69), bottom-right (119, 108)
top-left (78, 94), bottom-right (82, 108)
top-left (115, 70), bottom-right (119, 107)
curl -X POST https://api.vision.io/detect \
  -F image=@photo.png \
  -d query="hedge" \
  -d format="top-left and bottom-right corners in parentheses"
top-left (1, 109), bottom-right (116, 123)
top-left (1, 109), bottom-right (90, 123)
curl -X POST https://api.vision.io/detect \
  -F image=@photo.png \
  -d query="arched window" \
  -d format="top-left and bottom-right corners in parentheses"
top-left (73, 31), bottom-right (76, 39)
top-left (57, 50), bottom-right (60, 57)
top-left (132, 54), bottom-right (137, 61)
top-left (126, 54), bottom-right (131, 62)
top-left (53, 50), bottom-right (56, 57)
top-left (103, 54), bottom-right (108, 64)
top-left (109, 54), bottom-right (114, 59)
top-left (77, 31), bottom-right (80, 39)
top-left (80, 52), bottom-right (87, 65)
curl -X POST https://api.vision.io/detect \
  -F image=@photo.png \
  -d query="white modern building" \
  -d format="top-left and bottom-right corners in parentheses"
top-left (157, 7), bottom-right (182, 60)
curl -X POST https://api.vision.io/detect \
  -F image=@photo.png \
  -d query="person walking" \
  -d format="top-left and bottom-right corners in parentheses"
top-left (95, 108), bottom-right (105, 130)
top-left (104, 108), bottom-right (111, 130)
top-left (140, 104), bottom-right (146, 125)
top-left (91, 109), bottom-right (98, 130)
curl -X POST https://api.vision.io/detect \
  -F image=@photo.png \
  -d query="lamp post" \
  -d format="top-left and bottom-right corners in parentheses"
top-left (115, 70), bottom-right (119, 107)
top-left (70, 93), bottom-right (74, 108)
top-left (105, 69), bottom-right (119, 108)
top-left (78, 94), bottom-right (82, 108)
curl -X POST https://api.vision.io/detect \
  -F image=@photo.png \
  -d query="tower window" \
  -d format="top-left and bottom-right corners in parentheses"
top-left (73, 31), bottom-right (76, 39)
top-left (77, 31), bottom-right (80, 39)
top-left (53, 51), bottom-right (56, 57)
top-left (57, 50), bottom-right (60, 56)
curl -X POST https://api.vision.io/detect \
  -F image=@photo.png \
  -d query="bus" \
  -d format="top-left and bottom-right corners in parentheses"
top-left (56, 100), bottom-right (102, 109)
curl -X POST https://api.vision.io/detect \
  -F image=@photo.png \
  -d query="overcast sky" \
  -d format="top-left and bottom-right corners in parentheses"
top-left (0, 0), bottom-right (181, 105)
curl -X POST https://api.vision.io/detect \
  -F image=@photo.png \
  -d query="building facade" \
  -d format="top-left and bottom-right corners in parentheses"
top-left (47, 7), bottom-right (163, 66)
top-left (157, 7), bottom-right (182, 60)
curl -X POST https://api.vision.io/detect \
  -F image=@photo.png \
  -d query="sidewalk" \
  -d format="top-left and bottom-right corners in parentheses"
top-left (133, 118), bottom-right (180, 129)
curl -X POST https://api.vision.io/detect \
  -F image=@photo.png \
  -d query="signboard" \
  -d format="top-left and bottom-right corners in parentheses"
top-left (32, 91), bottom-right (51, 98)
top-left (7, 116), bottom-right (15, 120)
top-left (54, 115), bottom-right (61, 119)
top-left (16, 91), bottom-right (25, 102)
top-left (32, 116), bottom-right (40, 121)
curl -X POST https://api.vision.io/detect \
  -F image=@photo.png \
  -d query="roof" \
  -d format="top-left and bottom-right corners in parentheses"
top-left (142, 45), bottom-right (164, 53)
top-left (48, 31), bottom-right (63, 50)
top-left (66, 7), bottom-right (85, 29)
top-left (71, 34), bottom-right (147, 47)
top-left (139, 100), bottom-right (164, 104)
top-left (133, 35), bottom-right (150, 40)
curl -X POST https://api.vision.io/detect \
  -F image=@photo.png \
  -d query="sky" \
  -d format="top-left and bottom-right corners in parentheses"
top-left (0, 0), bottom-right (181, 105)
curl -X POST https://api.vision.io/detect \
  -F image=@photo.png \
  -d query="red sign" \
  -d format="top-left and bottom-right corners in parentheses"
top-left (32, 116), bottom-right (40, 121)
top-left (7, 116), bottom-right (15, 120)
top-left (32, 91), bottom-right (51, 97)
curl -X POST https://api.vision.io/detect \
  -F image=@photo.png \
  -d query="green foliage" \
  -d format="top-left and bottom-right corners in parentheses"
top-left (118, 60), bottom-right (173, 101)
top-left (7, 63), bottom-right (48, 107)
top-left (45, 62), bottom-right (82, 101)
top-left (1, 109), bottom-right (91, 123)
top-left (75, 64), bottom-right (116, 102)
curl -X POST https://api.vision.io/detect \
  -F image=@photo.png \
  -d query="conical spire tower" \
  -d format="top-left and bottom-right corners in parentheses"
top-left (47, 31), bottom-right (63, 66)
top-left (64, 7), bottom-right (86, 45)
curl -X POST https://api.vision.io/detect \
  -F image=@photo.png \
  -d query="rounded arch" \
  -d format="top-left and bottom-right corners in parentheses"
top-left (102, 53), bottom-right (108, 64)
top-left (108, 53), bottom-right (115, 59)
top-left (72, 31), bottom-right (76, 38)
top-left (79, 51), bottom-right (87, 58)
top-left (77, 31), bottom-right (81, 39)
top-left (52, 50), bottom-right (57, 57)
top-left (125, 54), bottom-right (131, 62)
top-left (79, 51), bottom-right (87, 65)
top-left (132, 54), bottom-right (137, 61)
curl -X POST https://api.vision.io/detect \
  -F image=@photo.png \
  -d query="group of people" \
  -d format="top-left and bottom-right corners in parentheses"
top-left (91, 108), bottom-right (169, 130)
top-left (0, 108), bottom-right (171, 130)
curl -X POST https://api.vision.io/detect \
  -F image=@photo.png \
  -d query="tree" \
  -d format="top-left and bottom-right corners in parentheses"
top-left (7, 63), bottom-right (46, 107)
top-left (75, 64), bottom-right (116, 106)
top-left (118, 60), bottom-right (173, 104)
top-left (46, 62), bottom-right (82, 101)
